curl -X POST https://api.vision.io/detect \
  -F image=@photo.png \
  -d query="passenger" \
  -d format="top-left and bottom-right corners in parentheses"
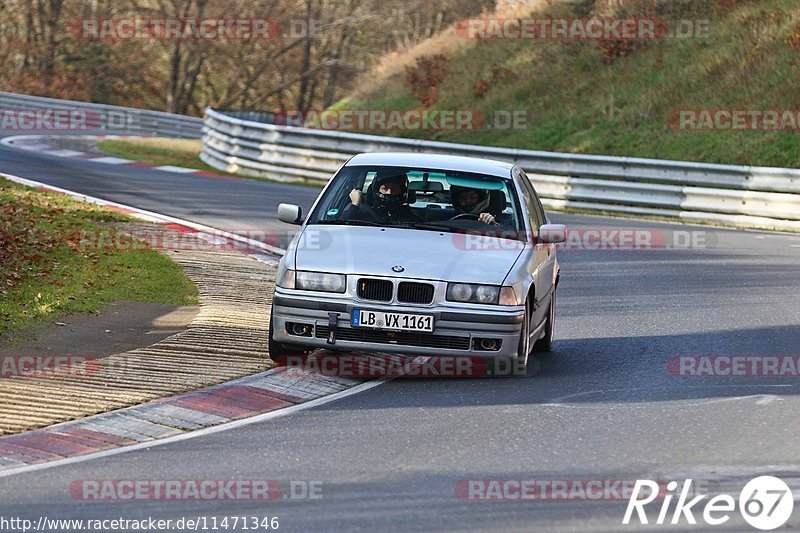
top-left (344, 171), bottom-right (420, 224)
top-left (450, 185), bottom-right (504, 225)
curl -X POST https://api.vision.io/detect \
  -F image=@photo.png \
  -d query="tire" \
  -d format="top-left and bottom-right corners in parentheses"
top-left (515, 301), bottom-right (531, 374)
top-left (268, 310), bottom-right (310, 365)
top-left (534, 287), bottom-right (556, 353)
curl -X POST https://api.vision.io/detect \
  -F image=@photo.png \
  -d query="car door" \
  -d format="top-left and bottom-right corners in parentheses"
top-left (516, 169), bottom-right (555, 327)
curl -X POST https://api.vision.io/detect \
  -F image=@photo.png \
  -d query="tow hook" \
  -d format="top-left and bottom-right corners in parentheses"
top-left (327, 312), bottom-right (338, 345)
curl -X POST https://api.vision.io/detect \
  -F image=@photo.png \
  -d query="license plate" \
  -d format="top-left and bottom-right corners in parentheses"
top-left (351, 309), bottom-right (434, 333)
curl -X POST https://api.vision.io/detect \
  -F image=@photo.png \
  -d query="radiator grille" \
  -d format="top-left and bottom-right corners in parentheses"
top-left (357, 278), bottom-right (393, 301)
top-left (397, 282), bottom-right (435, 304)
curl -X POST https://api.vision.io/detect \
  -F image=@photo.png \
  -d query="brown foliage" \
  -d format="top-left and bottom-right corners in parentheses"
top-left (0, 0), bottom-right (496, 114)
top-left (473, 63), bottom-right (511, 98)
top-left (789, 24), bottom-right (800, 49)
top-left (404, 54), bottom-right (449, 107)
top-left (597, 39), bottom-right (641, 64)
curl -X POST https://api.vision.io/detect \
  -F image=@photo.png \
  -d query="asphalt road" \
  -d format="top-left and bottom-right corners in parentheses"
top-left (1, 135), bottom-right (800, 532)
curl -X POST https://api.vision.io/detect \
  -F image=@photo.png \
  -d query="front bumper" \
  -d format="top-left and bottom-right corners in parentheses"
top-left (271, 293), bottom-right (525, 358)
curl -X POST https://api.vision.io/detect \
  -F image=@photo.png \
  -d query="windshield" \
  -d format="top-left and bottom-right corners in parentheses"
top-left (307, 165), bottom-right (524, 235)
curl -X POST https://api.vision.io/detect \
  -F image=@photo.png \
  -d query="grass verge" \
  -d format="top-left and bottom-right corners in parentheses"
top-left (97, 138), bottom-right (225, 174)
top-left (344, 0), bottom-right (800, 168)
top-left (0, 177), bottom-right (198, 343)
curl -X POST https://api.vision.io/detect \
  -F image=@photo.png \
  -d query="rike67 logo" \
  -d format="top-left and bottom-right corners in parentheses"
top-left (623, 476), bottom-right (794, 530)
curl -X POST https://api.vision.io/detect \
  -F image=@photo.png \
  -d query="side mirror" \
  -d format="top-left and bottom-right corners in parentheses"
top-left (278, 203), bottom-right (303, 225)
top-left (539, 223), bottom-right (566, 244)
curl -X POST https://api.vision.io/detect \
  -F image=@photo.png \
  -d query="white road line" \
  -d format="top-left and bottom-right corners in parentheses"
top-left (88, 156), bottom-right (135, 165)
top-left (755, 395), bottom-right (778, 405)
top-left (0, 134), bottom-right (43, 147)
top-left (153, 165), bottom-right (199, 173)
top-left (543, 384), bottom-right (798, 408)
top-left (44, 149), bottom-right (85, 158)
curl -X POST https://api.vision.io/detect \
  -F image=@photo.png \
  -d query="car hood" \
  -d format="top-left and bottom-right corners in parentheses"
top-left (294, 225), bottom-right (524, 284)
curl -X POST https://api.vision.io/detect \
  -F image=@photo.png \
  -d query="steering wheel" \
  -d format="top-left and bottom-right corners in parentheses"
top-left (448, 213), bottom-right (480, 221)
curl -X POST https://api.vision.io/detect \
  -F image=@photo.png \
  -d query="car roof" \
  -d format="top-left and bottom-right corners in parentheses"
top-left (345, 152), bottom-right (516, 179)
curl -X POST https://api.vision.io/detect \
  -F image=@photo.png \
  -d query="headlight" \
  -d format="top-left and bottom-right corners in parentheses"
top-left (446, 284), bottom-right (519, 305)
top-left (448, 283), bottom-right (474, 302)
top-left (447, 283), bottom-right (501, 304)
top-left (296, 271), bottom-right (346, 293)
top-left (475, 285), bottom-right (499, 304)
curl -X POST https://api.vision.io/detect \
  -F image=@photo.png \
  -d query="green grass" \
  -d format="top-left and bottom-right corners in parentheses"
top-left (0, 178), bottom-right (198, 342)
top-left (343, 0), bottom-right (800, 167)
top-left (98, 138), bottom-right (323, 188)
top-left (98, 138), bottom-right (226, 174)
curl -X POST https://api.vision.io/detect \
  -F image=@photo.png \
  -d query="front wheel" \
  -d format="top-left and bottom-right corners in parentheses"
top-left (534, 287), bottom-right (556, 353)
top-left (515, 302), bottom-right (531, 375)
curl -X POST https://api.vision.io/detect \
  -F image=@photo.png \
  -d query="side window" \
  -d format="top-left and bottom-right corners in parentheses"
top-left (532, 190), bottom-right (547, 227)
top-left (517, 170), bottom-right (544, 236)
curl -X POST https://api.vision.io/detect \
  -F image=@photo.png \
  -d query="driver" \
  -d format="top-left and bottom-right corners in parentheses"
top-left (344, 170), bottom-right (419, 224)
top-left (450, 185), bottom-right (501, 225)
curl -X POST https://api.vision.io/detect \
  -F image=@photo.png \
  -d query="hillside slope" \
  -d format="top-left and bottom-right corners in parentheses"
top-left (340, 0), bottom-right (800, 167)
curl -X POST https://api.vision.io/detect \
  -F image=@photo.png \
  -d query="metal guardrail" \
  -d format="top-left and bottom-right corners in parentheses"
top-left (0, 91), bottom-right (203, 138)
top-left (201, 107), bottom-right (800, 232)
top-left (1, 91), bottom-right (796, 232)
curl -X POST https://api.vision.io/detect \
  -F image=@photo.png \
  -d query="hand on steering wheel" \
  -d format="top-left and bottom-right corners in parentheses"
top-left (448, 213), bottom-right (480, 221)
top-left (449, 212), bottom-right (497, 225)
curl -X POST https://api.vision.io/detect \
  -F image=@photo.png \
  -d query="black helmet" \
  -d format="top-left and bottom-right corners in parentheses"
top-left (371, 170), bottom-right (408, 210)
top-left (450, 185), bottom-right (489, 214)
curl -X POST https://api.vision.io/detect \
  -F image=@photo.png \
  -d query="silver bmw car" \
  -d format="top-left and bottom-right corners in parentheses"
top-left (269, 152), bottom-right (565, 373)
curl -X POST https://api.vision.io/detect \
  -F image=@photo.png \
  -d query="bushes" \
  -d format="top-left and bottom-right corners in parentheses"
top-left (404, 54), bottom-right (449, 107)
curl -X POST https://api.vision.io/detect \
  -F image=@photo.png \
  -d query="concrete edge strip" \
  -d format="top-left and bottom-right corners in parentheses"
top-left (1, 134), bottom-right (229, 179)
top-left (0, 171), bottom-right (386, 477)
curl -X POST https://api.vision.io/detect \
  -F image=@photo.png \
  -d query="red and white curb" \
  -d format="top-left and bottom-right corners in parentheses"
top-left (0, 367), bottom-right (381, 478)
top-left (0, 171), bottom-right (388, 477)
top-left (0, 134), bottom-right (228, 178)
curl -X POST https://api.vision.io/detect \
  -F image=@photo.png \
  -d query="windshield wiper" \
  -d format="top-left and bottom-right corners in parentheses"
top-left (392, 221), bottom-right (457, 233)
top-left (314, 219), bottom-right (384, 227)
